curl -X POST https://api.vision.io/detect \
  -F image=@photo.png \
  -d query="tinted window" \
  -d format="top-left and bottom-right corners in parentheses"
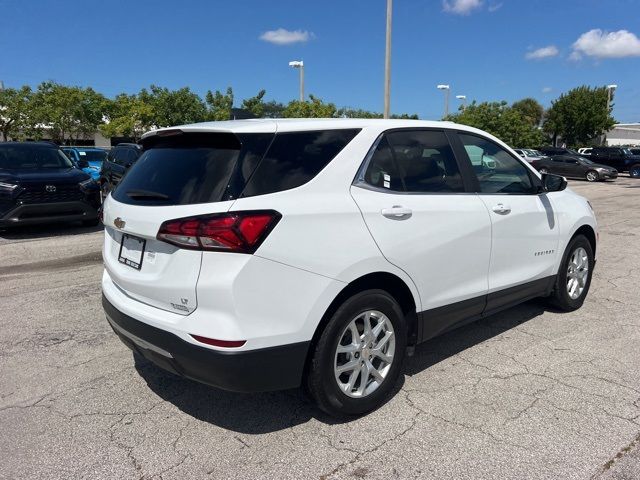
top-left (459, 133), bottom-right (534, 194)
top-left (240, 129), bottom-right (360, 198)
top-left (112, 133), bottom-right (248, 206)
top-left (387, 130), bottom-right (463, 192)
top-left (0, 145), bottom-right (73, 170)
top-left (112, 148), bottom-right (127, 165)
top-left (364, 136), bottom-right (405, 191)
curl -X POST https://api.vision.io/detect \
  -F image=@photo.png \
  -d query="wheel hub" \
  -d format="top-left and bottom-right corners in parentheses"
top-left (334, 310), bottom-right (396, 398)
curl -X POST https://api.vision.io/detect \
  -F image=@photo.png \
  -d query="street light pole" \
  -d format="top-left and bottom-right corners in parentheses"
top-left (289, 61), bottom-right (305, 102)
top-left (437, 85), bottom-right (450, 118)
top-left (383, 0), bottom-right (393, 119)
top-left (604, 84), bottom-right (617, 145)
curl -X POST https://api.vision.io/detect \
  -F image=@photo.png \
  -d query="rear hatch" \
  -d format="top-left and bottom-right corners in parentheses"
top-left (102, 131), bottom-right (274, 315)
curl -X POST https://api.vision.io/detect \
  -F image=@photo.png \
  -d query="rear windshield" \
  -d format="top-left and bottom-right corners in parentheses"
top-left (112, 133), bottom-right (247, 206)
top-left (0, 146), bottom-right (73, 170)
top-left (112, 129), bottom-right (360, 206)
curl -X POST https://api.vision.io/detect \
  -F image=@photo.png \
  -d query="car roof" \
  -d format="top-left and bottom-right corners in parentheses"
top-left (142, 118), bottom-right (479, 139)
top-left (0, 142), bottom-right (59, 149)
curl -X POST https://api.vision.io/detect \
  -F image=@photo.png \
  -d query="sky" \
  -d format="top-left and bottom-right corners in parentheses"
top-left (1, 0), bottom-right (639, 122)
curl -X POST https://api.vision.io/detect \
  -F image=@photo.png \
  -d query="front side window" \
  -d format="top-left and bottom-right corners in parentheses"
top-left (458, 133), bottom-right (534, 194)
top-left (363, 130), bottom-right (464, 193)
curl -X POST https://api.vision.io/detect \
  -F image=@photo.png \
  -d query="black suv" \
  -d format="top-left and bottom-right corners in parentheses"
top-left (590, 147), bottom-right (640, 178)
top-left (99, 143), bottom-right (142, 197)
top-left (0, 142), bottom-right (100, 228)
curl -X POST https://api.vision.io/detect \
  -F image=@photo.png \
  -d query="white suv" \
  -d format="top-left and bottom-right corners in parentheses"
top-left (101, 119), bottom-right (597, 416)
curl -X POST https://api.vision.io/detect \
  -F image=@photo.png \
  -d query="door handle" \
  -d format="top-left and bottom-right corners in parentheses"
top-left (492, 203), bottom-right (511, 215)
top-left (381, 206), bottom-right (412, 220)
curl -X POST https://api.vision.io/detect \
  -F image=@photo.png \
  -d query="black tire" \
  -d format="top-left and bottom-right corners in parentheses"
top-left (629, 164), bottom-right (640, 179)
top-left (82, 218), bottom-right (100, 227)
top-left (548, 234), bottom-right (594, 311)
top-left (585, 170), bottom-right (599, 182)
top-left (306, 289), bottom-right (407, 417)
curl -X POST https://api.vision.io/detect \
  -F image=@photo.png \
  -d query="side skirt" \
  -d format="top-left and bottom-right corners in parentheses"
top-left (418, 276), bottom-right (555, 344)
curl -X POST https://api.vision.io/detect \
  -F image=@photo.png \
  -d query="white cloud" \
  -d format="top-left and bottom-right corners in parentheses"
top-left (542, 87), bottom-right (553, 93)
top-left (525, 45), bottom-right (560, 60)
top-left (259, 28), bottom-right (313, 46)
top-left (572, 29), bottom-right (640, 59)
top-left (442, 0), bottom-right (483, 15)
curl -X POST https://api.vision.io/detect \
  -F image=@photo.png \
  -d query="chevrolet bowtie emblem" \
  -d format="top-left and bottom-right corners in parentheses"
top-left (114, 217), bottom-right (126, 229)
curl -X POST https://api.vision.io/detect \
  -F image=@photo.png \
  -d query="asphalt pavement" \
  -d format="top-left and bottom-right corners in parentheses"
top-left (1, 177), bottom-right (639, 479)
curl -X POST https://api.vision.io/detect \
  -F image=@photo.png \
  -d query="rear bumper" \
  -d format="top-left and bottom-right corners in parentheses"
top-left (0, 200), bottom-right (98, 227)
top-left (102, 295), bottom-right (310, 393)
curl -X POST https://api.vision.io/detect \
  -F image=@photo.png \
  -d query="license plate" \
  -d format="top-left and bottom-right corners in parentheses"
top-left (118, 234), bottom-right (146, 270)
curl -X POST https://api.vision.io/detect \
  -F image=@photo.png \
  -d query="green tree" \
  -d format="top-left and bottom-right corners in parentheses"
top-left (262, 100), bottom-right (286, 118)
top-left (511, 98), bottom-right (544, 126)
top-left (205, 87), bottom-right (234, 121)
top-left (139, 85), bottom-right (207, 127)
top-left (283, 95), bottom-right (337, 118)
top-left (0, 86), bottom-right (33, 141)
top-left (543, 86), bottom-right (615, 146)
top-left (30, 81), bottom-right (108, 143)
top-left (447, 100), bottom-right (544, 148)
top-left (241, 89), bottom-right (266, 117)
top-left (99, 93), bottom-right (155, 141)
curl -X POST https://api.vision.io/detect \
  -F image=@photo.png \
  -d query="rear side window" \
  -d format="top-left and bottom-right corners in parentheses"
top-left (240, 129), bottom-right (360, 198)
top-left (363, 129), bottom-right (464, 193)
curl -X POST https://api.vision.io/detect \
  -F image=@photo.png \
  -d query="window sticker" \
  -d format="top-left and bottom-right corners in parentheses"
top-left (79, 151), bottom-right (86, 156)
top-left (383, 173), bottom-right (391, 189)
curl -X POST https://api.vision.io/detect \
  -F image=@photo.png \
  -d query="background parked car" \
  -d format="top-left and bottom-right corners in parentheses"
top-left (539, 146), bottom-right (582, 157)
top-left (63, 147), bottom-right (107, 181)
top-left (533, 155), bottom-right (617, 182)
top-left (590, 147), bottom-right (640, 178)
top-left (629, 147), bottom-right (640, 156)
top-left (513, 148), bottom-right (549, 163)
top-left (99, 143), bottom-right (142, 198)
top-left (0, 142), bottom-right (100, 228)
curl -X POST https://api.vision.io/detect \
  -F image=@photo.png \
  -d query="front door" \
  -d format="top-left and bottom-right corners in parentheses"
top-left (454, 132), bottom-right (560, 313)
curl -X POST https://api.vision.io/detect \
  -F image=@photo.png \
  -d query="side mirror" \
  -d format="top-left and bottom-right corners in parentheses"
top-left (542, 173), bottom-right (567, 192)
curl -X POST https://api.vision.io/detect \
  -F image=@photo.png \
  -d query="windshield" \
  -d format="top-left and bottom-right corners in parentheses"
top-left (622, 148), bottom-right (632, 155)
top-left (78, 150), bottom-right (107, 162)
top-left (0, 146), bottom-right (74, 170)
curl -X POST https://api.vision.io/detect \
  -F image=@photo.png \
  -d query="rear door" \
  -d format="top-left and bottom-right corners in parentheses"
top-left (350, 129), bottom-right (492, 337)
top-left (454, 132), bottom-right (559, 312)
top-left (102, 131), bottom-right (271, 314)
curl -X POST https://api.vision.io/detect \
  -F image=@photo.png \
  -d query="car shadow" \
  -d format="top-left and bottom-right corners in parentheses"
top-left (0, 222), bottom-right (103, 241)
top-left (133, 299), bottom-right (550, 433)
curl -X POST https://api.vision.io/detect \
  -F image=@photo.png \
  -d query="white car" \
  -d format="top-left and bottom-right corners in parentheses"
top-left (578, 148), bottom-right (593, 156)
top-left (101, 119), bottom-right (597, 416)
top-left (514, 148), bottom-right (548, 163)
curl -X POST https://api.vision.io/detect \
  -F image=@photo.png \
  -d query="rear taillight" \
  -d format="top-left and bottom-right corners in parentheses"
top-left (156, 210), bottom-right (281, 253)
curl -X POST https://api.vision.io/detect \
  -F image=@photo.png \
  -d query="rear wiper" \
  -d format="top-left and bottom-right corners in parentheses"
top-left (126, 189), bottom-right (170, 200)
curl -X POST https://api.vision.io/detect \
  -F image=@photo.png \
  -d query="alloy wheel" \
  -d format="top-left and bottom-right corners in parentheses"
top-left (566, 247), bottom-right (589, 300)
top-left (586, 171), bottom-right (598, 182)
top-left (334, 310), bottom-right (396, 398)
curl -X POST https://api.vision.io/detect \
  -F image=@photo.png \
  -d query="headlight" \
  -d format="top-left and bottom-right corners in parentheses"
top-left (0, 182), bottom-right (18, 192)
top-left (78, 178), bottom-right (97, 190)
